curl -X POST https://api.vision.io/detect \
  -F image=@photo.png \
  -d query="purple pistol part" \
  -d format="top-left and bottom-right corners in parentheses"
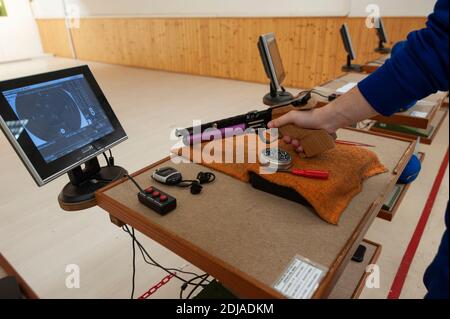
top-left (188, 123), bottom-right (247, 144)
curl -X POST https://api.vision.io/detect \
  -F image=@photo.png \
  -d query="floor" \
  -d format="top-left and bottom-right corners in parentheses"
top-left (0, 56), bottom-right (448, 299)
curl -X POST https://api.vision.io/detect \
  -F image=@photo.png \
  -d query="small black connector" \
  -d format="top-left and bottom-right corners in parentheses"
top-left (292, 92), bottom-right (312, 106)
top-left (328, 93), bottom-right (338, 101)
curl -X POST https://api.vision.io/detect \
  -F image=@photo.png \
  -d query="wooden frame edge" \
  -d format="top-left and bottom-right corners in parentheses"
top-left (0, 253), bottom-right (39, 299)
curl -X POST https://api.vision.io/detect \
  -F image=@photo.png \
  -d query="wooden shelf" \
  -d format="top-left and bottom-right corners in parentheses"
top-left (372, 99), bottom-right (440, 129)
top-left (377, 152), bottom-right (425, 221)
top-left (371, 91), bottom-right (446, 129)
top-left (370, 108), bottom-right (448, 145)
top-left (328, 239), bottom-right (382, 299)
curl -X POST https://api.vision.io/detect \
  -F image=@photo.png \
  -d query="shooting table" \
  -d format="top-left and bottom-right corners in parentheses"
top-left (96, 128), bottom-right (415, 299)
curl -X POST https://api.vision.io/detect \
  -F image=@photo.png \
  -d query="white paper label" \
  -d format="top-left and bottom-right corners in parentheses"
top-left (273, 256), bottom-right (327, 299)
top-left (336, 82), bottom-right (357, 93)
top-left (410, 111), bottom-right (428, 118)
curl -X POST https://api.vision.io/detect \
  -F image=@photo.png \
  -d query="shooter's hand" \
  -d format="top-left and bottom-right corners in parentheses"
top-left (267, 87), bottom-right (378, 153)
top-left (267, 109), bottom-right (336, 153)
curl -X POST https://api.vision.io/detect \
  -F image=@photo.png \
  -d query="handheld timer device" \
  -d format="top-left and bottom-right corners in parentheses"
top-left (152, 167), bottom-right (183, 185)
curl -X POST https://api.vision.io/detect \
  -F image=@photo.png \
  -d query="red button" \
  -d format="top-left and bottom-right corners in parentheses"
top-left (159, 195), bottom-right (168, 202)
top-left (144, 187), bottom-right (153, 194)
top-left (152, 191), bottom-right (160, 198)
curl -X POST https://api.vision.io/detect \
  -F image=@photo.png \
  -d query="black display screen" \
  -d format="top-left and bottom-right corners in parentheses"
top-left (2, 74), bottom-right (114, 163)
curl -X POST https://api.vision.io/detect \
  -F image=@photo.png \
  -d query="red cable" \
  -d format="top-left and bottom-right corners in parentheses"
top-left (388, 148), bottom-right (449, 299)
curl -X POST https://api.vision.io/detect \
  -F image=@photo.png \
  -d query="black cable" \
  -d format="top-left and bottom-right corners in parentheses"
top-left (179, 286), bottom-right (185, 299)
top-left (122, 226), bottom-right (205, 278)
top-left (103, 152), bottom-right (110, 166)
top-left (122, 226), bottom-right (158, 267)
top-left (176, 179), bottom-right (198, 187)
top-left (125, 174), bottom-right (145, 193)
top-left (122, 225), bottom-right (210, 286)
top-left (108, 149), bottom-right (115, 166)
top-left (310, 89), bottom-right (332, 99)
top-left (130, 227), bottom-right (136, 299)
top-left (179, 274), bottom-right (210, 299)
top-left (177, 171), bottom-right (216, 187)
top-left (292, 90), bottom-right (311, 100)
top-left (186, 274), bottom-right (210, 299)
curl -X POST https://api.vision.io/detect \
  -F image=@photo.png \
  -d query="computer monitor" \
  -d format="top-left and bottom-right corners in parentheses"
top-left (257, 32), bottom-right (293, 106)
top-left (0, 65), bottom-right (127, 209)
top-left (340, 23), bottom-right (362, 72)
top-left (374, 17), bottom-right (391, 54)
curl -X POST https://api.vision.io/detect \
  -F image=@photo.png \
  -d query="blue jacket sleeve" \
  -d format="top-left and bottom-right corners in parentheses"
top-left (358, 0), bottom-right (449, 116)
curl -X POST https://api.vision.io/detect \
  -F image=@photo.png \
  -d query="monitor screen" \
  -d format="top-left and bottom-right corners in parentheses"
top-left (2, 74), bottom-right (114, 163)
top-left (266, 36), bottom-right (286, 86)
top-left (258, 33), bottom-right (286, 90)
top-left (0, 65), bottom-right (127, 186)
top-left (340, 23), bottom-right (356, 60)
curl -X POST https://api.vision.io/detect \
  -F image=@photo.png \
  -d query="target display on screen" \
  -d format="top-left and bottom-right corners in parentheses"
top-left (2, 74), bottom-right (114, 163)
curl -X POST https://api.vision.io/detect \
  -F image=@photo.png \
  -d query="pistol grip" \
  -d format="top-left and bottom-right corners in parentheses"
top-left (278, 125), bottom-right (335, 157)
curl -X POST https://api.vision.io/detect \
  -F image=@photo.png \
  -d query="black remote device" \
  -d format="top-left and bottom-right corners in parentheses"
top-left (351, 244), bottom-right (367, 263)
top-left (137, 185), bottom-right (177, 215)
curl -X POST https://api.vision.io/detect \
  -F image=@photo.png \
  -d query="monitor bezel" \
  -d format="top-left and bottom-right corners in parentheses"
top-left (258, 32), bottom-right (286, 91)
top-left (0, 65), bottom-right (127, 186)
top-left (340, 23), bottom-right (356, 60)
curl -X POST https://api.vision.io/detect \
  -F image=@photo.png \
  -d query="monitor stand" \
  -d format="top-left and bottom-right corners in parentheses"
top-left (58, 157), bottom-right (127, 211)
top-left (342, 55), bottom-right (362, 73)
top-left (263, 82), bottom-right (294, 106)
top-left (375, 41), bottom-right (391, 54)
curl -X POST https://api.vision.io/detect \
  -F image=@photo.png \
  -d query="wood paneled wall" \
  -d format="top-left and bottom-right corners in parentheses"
top-left (36, 17), bottom-right (426, 88)
top-left (35, 19), bottom-right (73, 58)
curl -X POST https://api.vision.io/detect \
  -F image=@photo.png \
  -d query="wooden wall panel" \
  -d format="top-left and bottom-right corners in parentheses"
top-left (35, 17), bottom-right (426, 88)
top-left (35, 19), bottom-right (73, 58)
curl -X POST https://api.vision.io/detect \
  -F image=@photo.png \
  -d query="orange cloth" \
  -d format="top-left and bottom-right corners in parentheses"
top-left (180, 135), bottom-right (387, 224)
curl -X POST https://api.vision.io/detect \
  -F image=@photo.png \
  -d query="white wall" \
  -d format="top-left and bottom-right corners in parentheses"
top-left (0, 0), bottom-right (43, 63)
top-left (31, 0), bottom-right (350, 18)
top-left (30, 0), bottom-right (434, 18)
top-left (349, 0), bottom-right (436, 17)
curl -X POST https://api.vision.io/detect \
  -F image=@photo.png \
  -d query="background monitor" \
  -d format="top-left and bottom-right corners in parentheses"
top-left (340, 23), bottom-right (356, 60)
top-left (374, 17), bottom-right (391, 53)
top-left (376, 17), bottom-right (388, 44)
top-left (257, 33), bottom-right (293, 105)
top-left (0, 65), bottom-right (127, 187)
top-left (258, 32), bottom-right (286, 91)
